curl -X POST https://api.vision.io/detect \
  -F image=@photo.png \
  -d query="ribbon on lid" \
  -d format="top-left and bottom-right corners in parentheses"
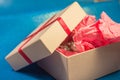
top-left (18, 15), bottom-right (71, 64)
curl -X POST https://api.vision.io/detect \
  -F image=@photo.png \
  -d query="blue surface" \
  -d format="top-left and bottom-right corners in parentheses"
top-left (0, 0), bottom-right (120, 80)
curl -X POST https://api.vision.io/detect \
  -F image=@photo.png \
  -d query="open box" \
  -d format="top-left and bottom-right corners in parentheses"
top-left (5, 1), bottom-right (120, 80)
top-left (2, 0), bottom-right (120, 80)
top-left (37, 2), bottom-right (120, 80)
top-left (38, 36), bottom-right (120, 80)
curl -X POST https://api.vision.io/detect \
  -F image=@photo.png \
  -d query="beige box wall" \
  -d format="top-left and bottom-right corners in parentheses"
top-left (38, 42), bottom-right (120, 80)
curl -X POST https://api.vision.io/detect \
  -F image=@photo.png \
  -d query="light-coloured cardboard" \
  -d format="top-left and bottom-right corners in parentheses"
top-left (5, 2), bottom-right (87, 71)
top-left (38, 42), bottom-right (120, 80)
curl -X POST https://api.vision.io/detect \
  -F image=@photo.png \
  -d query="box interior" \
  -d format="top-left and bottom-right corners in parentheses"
top-left (57, 13), bottom-right (120, 57)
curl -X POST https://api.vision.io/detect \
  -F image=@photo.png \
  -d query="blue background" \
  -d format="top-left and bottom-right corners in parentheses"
top-left (0, 0), bottom-right (120, 80)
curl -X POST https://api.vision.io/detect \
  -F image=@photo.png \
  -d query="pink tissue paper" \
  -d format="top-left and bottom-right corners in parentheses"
top-left (57, 12), bottom-right (120, 56)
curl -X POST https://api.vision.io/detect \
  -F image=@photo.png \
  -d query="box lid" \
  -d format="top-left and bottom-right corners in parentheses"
top-left (5, 1), bottom-right (87, 71)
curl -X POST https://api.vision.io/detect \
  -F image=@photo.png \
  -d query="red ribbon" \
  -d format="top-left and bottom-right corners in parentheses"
top-left (18, 15), bottom-right (71, 64)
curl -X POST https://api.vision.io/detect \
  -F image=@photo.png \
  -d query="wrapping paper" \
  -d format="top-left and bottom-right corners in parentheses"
top-left (58, 12), bottom-right (120, 56)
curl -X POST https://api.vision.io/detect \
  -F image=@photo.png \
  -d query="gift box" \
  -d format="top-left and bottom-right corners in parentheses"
top-left (5, 2), bottom-right (86, 71)
top-left (37, 7), bottom-right (120, 80)
top-left (38, 42), bottom-right (120, 80)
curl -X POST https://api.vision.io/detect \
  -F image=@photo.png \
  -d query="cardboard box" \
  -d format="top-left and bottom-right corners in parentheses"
top-left (38, 42), bottom-right (120, 80)
top-left (5, 2), bottom-right (86, 71)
